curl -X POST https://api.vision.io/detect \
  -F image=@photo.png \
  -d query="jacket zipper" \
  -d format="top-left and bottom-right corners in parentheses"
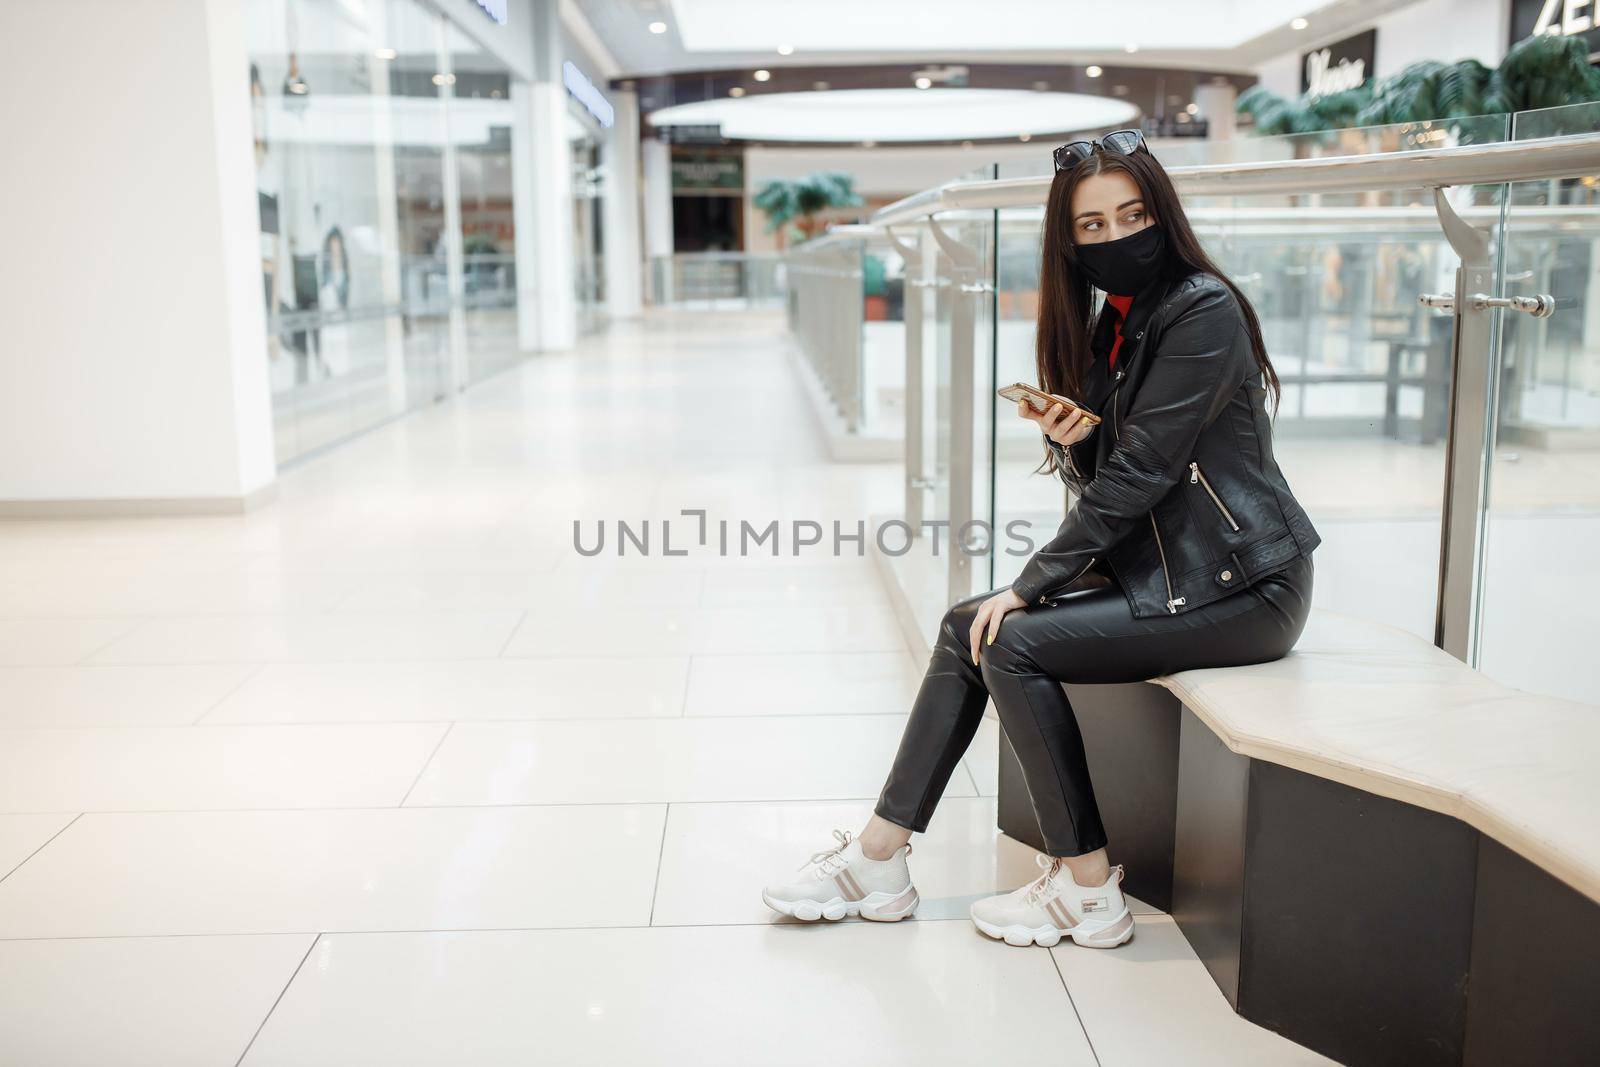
top-left (1037, 556), bottom-right (1096, 605)
top-left (1062, 442), bottom-right (1083, 480)
top-left (1108, 369), bottom-right (1183, 612)
top-left (1188, 461), bottom-right (1240, 531)
top-left (1149, 514), bottom-right (1185, 613)
top-left (1109, 369), bottom-right (1125, 440)
top-left (1107, 321), bottom-right (1184, 614)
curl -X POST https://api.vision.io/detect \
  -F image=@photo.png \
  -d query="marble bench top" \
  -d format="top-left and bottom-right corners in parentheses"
top-left (1154, 608), bottom-right (1600, 905)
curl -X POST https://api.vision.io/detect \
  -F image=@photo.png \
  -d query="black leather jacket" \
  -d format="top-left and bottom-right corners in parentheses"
top-left (1011, 269), bottom-right (1321, 618)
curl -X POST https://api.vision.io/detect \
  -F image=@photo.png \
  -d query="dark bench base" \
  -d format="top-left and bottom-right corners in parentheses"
top-left (996, 684), bottom-right (1600, 1067)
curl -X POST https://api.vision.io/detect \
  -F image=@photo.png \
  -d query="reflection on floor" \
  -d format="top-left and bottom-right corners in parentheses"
top-left (0, 308), bottom-right (1330, 1065)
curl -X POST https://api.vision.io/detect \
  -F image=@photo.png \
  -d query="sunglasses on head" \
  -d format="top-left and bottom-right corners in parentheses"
top-left (1052, 129), bottom-right (1147, 173)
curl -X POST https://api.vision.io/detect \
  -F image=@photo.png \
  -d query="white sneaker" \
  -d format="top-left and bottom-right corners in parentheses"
top-left (761, 829), bottom-right (920, 922)
top-left (970, 854), bottom-right (1135, 948)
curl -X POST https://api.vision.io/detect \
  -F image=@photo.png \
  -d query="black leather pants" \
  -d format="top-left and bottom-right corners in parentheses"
top-left (875, 554), bottom-right (1314, 857)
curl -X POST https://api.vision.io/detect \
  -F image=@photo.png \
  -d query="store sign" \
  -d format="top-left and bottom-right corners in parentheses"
top-left (657, 123), bottom-right (724, 145)
top-left (671, 152), bottom-right (743, 193)
top-left (1301, 28), bottom-right (1376, 97)
top-left (474, 0), bottom-right (507, 25)
top-left (564, 61), bottom-right (615, 128)
top-left (1509, 0), bottom-right (1600, 53)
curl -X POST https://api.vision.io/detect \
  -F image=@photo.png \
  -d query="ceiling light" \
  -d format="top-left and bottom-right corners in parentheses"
top-left (729, 86), bottom-right (745, 97)
top-left (1124, 43), bottom-right (1138, 53)
top-left (1185, 102), bottom-right (1199, 115)
top-left (374, 48), bottom-right (397, 60)
top-left (753, 69), bottom-right (771, 82)
top-left (1290, 17), bottom-right (1309, 30)
top-left (1019, 132), bottom-right (1032, 141)
top-left (430, 73), bottom-right (455, 86)
top-left (1086, 65), bottom-right (1103, 78)
top-left (915, 76), bottom-right (932, 89)
top-left (777, 44), bottom-right (794, 55)
top-left (648, 88), bottom-right (1140, 144)
top-left (648, 21), bottom-right (667, 34)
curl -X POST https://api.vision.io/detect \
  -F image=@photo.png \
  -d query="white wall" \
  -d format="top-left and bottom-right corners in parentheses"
top-left (1254, 0), bottom-right (1513, 97)
top-left (0, 0), bottom-right (275, 509)
top-left (602, 89), bottom-right (644, 318)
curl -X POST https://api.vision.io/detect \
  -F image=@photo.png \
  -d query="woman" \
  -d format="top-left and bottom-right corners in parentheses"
top-left (762, 129), bottom-right (1321, 949)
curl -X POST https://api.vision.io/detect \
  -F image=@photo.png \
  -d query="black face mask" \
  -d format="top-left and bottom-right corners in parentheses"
top-left (1074, 225), bottom-right (1166, 296)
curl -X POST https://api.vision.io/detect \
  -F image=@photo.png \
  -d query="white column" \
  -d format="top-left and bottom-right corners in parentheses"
top-left (510, 80), bottom-right (542, 350)
top-left (0, 0), bottom-right (275, 513)
top-left (602, 88), bottom-right (643, 319)
top-left (1195, 81), bottom-right (1238, 142)
top-left (641, 136), bottom-right (674, 259)
top-left (528, 82), bottom-right (578, 350)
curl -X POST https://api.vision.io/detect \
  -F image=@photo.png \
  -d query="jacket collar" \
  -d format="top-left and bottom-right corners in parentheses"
top-left (1082, 270), bottom-right (1179, 412)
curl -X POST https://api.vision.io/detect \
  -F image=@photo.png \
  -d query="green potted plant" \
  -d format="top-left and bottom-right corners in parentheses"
top-left (754, 172), bottom-right (865, 248)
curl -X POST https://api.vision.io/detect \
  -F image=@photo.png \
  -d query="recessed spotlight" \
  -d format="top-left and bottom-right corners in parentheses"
top-left (374, 48), bottom-right (397, 60)
top-left (1290, 17), bottom-right (1309, 30)
top-left (729, 86), bottom-right (745, 97)
top-left (915, 76), bottom-right (932, 89)
top-left (813, 80), bottom-right (830, 90)
top-left (648, 20), bottom-right (667, 34)
top-left (777, 43), bottom-right (794, 55)
top-left (1124, 42), bottom-right (1138, 53)
top-left (1085, 65), bottom-right (1103, 78)
top-left (1185, 102), bottom-right (1199, 115)
top-left (753, 69), bottom-right (771, 82)
top-left (1019, 132), bottom-right (1032, 142)
top-left (431, 73), bottom-right (455, 86)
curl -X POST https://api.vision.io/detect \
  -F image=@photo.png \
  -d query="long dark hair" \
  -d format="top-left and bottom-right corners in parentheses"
top-left (1035, 147), bottom-right (1282, 438)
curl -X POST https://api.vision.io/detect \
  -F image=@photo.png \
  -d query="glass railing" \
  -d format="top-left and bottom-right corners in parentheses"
top-left (841, 105), bottom-right (1600, 705)
top-left (1477, 101), bottom-right (1600, 700)
top-left (648, 252), bottom-right (788, 309)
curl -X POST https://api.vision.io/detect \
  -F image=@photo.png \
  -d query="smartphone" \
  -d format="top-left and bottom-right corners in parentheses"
top-left (997, 382), bottom-right (1102, 425)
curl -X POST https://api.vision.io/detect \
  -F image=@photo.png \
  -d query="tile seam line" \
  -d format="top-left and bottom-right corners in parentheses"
top-left (232, 933), bottom-right (321, 1067)
top-left (0, 916), bottom-right (996, 943)
top-left (494, 609), bottom-right (529, 657)
top-left (1049, 945), bottom-right (1102, 1067)
top-left (0, 813), bottom-right (83, 887)
top-left (190, 662), bottom-right (269, 726)
top-left (0, 795), bottom-right (992, 816)
top-left (647, 803), bottom-right (671, 926)
top-left (397, 723), bottom-right (455, 808)
top-left (0, 710), bottom-right (918, 730)
top-left (33, 645), bottom-right (908, 667)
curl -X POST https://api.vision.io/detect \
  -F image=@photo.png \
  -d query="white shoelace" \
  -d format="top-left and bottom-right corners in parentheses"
top-left (801, 829), bottom-right (854, 879)
top-left (1024, 853), bottom-right (1066, 907)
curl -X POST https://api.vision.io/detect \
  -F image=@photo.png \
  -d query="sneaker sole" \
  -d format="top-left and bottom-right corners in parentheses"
top-left (971, 909), bottom-right (1135, 949)
top-left (762, 885), bottom-right (920, 923)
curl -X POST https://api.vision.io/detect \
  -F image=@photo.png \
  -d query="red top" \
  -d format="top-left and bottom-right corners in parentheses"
top-left (1105, 293), bottom-right (1135, 370)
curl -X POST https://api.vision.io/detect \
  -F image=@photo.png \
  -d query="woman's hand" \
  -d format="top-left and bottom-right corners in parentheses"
top-left (969, 588), bottom-right (1028, 665)
top-left (1018, 400), bottom-right (1094, 448)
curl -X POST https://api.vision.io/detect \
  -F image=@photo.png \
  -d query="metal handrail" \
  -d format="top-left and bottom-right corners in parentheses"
top-left (871, 130), bottom-right (1600, 227)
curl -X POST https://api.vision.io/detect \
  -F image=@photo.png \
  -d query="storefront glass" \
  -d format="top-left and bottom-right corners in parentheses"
top-left (245, 0), bottom-right (527, 463)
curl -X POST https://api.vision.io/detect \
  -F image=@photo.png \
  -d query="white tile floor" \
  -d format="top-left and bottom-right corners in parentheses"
top-left (0, 309), bottom-right (1330, 1065)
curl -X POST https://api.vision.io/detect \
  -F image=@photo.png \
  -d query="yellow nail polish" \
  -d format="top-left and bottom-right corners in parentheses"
top-left (986, 632), bottom-right (994, 644)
